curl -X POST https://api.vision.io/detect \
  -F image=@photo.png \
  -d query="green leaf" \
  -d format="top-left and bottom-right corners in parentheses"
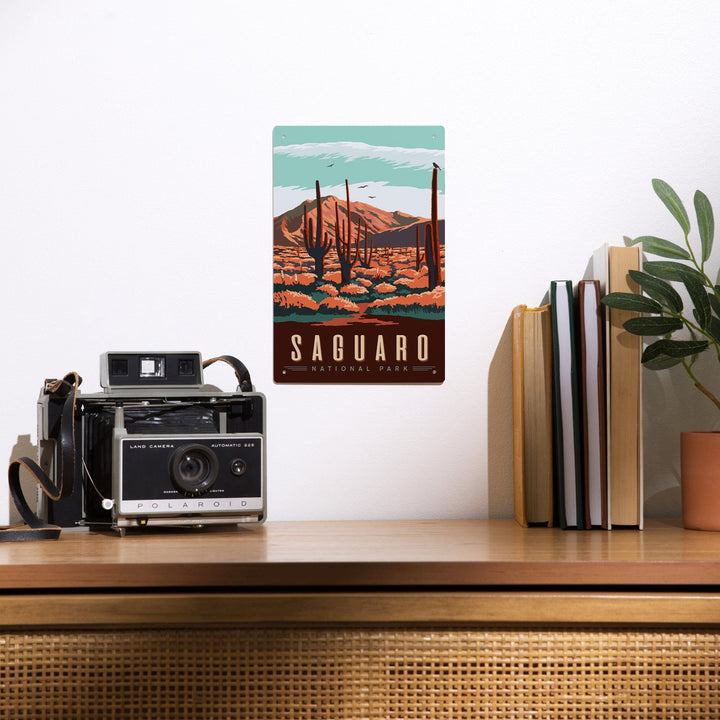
top-left (629, 235), bottom-right (691, 260)
top-left (623, 316), bottom-right (683, 335)
top-left (601, 292), bottom-right (662, 313)
top-left (710, 292), bottom-right (720, 319)
top-left (628, 270), bottom-right (683, 313)
top-left (652, 178), bottom-right (690, 235)
top-left (708, 316), bottom-right (720, 345)
top-left (643, 354), bottom-right (685, 371)
top-left (642, 338), bottom-right (709, 362)
top-left (643, 260), bottom-right (706, 283)
top-left (684, 275), bottom-right (712, 329)
top-left (694, 190), bottom-right (714, 262)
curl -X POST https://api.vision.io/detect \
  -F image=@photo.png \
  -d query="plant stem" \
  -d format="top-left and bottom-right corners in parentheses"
top-left (693, 381), bottom-right (720, 412)
top-left (685, 230), bottom-right (700, 269)
top-left (682, 359), bottom-right (720, 411)
top-left (664, 310), bottom-right (718, 365)
top-left (685, 228), bottom-right (720, 312)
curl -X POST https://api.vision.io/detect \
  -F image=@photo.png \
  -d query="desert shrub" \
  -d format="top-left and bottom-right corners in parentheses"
top-left (395, 268), bottom-right (421, 279)
top-left (317, 296), bottom-right (359, 314)
top-left (274, 272), bottom-right (316, 288)
top-left (324, 270), bottom-right (343, 284)
top-left (340, 283), bottom-right (369, 296)
top-left (357, 266), bottom-right (392, 282)
top-left (274, 290), bottom-right (319, 315)
top-left (366, 287), bottom-right (445, 318)
top-left (317, 283), bottom-right (339, 297)
top-left (395, 274), bottom-right (429, 290)
top-left (354, 267), bottom-right (374, 278)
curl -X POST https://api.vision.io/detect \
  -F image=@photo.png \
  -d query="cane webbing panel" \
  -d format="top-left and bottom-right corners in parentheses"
top-left (0, 626), bottom-right (718, 719)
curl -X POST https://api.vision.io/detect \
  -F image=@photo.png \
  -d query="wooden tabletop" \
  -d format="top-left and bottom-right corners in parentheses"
top-left (0, 518), bottom-right (718, 590)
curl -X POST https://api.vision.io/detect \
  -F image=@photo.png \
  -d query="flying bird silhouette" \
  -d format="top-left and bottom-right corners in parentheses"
top-left (358, 184), bottom-right (368, 188)
top-left (368, 195), bottom-right (376, 199)
top-left (327, 163), bottom-right (334, 167)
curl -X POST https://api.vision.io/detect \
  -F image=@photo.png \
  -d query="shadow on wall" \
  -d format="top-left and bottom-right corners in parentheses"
top-left (8, 434), bottom-right (37, 525)
top-left (487, 313), bottom-right (514, 519)
top-left (642, 353), bottom-right (720, 517)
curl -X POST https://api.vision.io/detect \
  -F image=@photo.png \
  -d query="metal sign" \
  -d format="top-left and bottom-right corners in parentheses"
top-left (273, 126), bottom-right (444, 384)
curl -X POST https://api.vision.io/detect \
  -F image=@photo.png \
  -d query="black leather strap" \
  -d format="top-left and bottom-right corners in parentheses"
top-left (1, 372), bottom-right (81, 542)
top-left (6, 458), bottom-right (62, 540)
top-left (202, 355), bottom-right (253, 392)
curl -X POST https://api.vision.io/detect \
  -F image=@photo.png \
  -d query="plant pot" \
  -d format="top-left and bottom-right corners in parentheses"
top-left (681, 432), bottom-right (720, 531)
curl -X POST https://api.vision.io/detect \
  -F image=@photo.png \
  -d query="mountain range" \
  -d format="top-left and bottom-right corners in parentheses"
top-left (274, 196), bottom-right (445, 250)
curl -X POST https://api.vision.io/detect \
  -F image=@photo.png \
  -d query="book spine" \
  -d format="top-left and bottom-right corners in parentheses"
top-left (511, 305), bottom-right (528, 528)
top-left (607, 245), bottom-right (643, 528)
top-left (579, 279), bottom-right (608, 529)
top-left (550, 281), bottom-right (585, 529)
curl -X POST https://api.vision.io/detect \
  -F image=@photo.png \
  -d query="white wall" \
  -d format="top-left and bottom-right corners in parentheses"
top-left (2, 0), bottom-right (720, 525)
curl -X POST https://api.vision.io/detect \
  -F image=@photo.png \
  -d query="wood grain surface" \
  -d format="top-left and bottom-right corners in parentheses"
top-left (0, 518), bottom-right (718, 590)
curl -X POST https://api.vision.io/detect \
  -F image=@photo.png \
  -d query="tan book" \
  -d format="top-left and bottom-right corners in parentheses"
top-left (597, 245), bottom-right (643, 528)
top-left (512, 304), bottom-right (554, 526)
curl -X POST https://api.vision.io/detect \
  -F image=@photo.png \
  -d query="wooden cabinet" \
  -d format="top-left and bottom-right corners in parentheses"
top-left (1, 519), bottom-right (718, 718)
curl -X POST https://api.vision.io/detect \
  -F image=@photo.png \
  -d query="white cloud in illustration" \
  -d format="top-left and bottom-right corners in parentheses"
top-left (274, 141), bottom-right (443, 171)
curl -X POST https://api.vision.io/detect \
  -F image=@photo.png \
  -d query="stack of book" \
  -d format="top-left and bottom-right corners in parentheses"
top-left (512, 244), bottom-right (643, 529)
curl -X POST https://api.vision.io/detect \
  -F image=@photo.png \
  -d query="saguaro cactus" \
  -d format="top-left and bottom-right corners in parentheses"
top-left (415, 224), bottom-right (425, 271)
top-left (424, 166), bottom-right (442, 290)
top-left (302, 180), bottom-right (332, 280)
top-left (334, 179), bottom-right (359, 284)
top-left (358, 219), bottom-right (374, 268)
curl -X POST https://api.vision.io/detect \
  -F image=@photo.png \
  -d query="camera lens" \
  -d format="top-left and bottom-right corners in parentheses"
top-left (170, 444), bottom-right (218, 496)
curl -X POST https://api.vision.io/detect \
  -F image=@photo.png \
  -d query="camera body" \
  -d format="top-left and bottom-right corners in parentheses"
top-left (37, 352), bottom-right (266, 533)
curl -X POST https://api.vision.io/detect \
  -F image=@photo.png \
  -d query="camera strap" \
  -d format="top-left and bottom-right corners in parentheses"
top-left (202, 355), bottom-right (253, 392)
top-left (1, 372), bottom-right (81, 542)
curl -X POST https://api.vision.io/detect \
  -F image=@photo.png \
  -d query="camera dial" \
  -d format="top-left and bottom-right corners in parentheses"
top-left (170, 444), bottom-right (219, 497)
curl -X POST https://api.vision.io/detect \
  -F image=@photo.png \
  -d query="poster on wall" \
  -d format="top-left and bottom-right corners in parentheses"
top-left (273, 126), bottom-right (445, 384)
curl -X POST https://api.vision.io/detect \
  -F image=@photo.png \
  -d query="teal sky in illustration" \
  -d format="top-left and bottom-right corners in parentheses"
top-left (273, 126), bottom-right (444, 218)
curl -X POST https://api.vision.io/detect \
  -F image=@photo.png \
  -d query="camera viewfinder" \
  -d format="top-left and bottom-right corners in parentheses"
top-left (178, 358), bottom-right (195, 376)
top-left (139, 356), bottom-right (166, 378)
top-left (110, 358), bottom-right (129, 377)
top-left (101, 352), bottom-right (205, 388)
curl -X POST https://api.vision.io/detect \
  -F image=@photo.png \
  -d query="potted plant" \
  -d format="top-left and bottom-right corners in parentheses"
top-left (602, 178), bottom-right (720, 530)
